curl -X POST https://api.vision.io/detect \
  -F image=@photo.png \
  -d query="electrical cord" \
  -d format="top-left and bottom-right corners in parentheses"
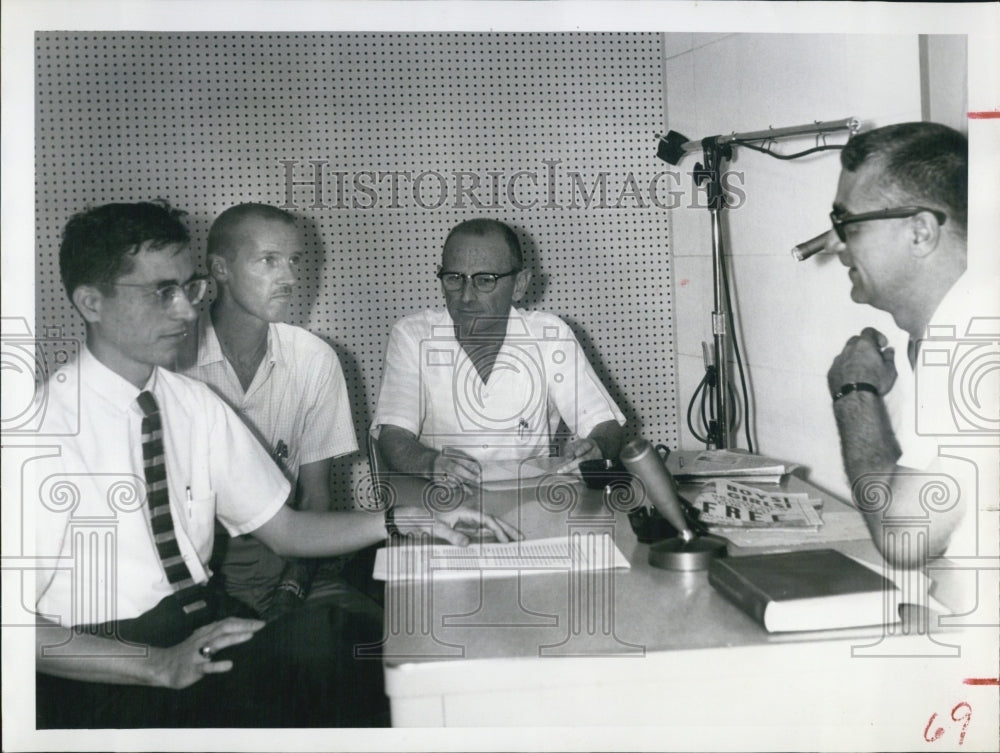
top-left (718, 231), bottom-right (755, 454)
top-left (731, 139), bottom-right (844, 160)
top-left (686, 364), bottom-right (741, 448)
top-left (687, 368), bottom-right (712, 446)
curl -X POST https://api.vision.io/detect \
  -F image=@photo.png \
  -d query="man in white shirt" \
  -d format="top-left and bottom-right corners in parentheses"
top-left (373, 218), bottom-right (625, 487)
top-left (35, 201), bottom-right (518, 727)
top-left (178, 203), bottom-right (368, 622)
top-left (823, 122), bottom-right (998, 568)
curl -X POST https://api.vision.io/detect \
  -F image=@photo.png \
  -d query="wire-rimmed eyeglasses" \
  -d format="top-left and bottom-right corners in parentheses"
top-left (107, 275), bottom-right (210, 309)
top-left (829, 206), bottom-right (946, 243)
top-left (436, 267), bottom-right (521, 293)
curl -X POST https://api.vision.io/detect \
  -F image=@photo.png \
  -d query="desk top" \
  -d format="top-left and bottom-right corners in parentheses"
top-left (379, 474), bottom-right (916, 668)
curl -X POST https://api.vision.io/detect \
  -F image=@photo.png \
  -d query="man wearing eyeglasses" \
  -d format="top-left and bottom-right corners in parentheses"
top-left (177, 203), bottom-right (374, 625)
top-left (34, 201), bottom-right (519, 727)
top-left (373, 218), bottom-right (625, 487)
top-left (824, 122), bottom-right (997, 568)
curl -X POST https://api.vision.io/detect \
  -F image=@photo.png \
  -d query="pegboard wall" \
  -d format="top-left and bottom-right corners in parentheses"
top-left (35, 32), bottom-right (677, 507)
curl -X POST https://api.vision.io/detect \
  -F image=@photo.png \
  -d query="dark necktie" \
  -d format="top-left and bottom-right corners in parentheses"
top-left (136, 390), bottom-right (208, 620)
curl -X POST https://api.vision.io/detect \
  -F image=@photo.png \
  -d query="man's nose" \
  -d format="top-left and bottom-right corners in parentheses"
top-left (460, 276), bottom-right (477, 302)
top-left (172, 295), bottom-right (199, 323)
top-left (278, 259), bottom-right (298, 286)
top-left (831, 235), bottom-right (850, 265)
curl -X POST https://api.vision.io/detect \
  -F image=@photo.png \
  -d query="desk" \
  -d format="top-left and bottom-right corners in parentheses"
top-left (378, 474), bottom-right (996, 745)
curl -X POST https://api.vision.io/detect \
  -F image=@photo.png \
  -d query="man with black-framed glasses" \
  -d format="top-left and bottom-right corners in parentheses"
top-left (373, 217), bottom-right (625, 487)
top-left (824, 122), bottom-right (998, 569)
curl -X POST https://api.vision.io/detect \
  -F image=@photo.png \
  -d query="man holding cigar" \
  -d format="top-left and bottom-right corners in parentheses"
top-left (820, 122), bottom-right (997, 567)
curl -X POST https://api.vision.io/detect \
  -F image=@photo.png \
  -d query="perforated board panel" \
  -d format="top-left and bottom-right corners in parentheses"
top-left (35, 33), bottom-right (676, 506)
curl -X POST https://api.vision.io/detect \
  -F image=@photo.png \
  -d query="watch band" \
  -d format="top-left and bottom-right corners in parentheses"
top-left (832, 382), bottom-right (880, 402)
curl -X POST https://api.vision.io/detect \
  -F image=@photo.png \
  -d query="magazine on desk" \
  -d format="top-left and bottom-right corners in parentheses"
top-left (372, 534), bottom-right (631, 581)
top-left (693, 479), bottom-right (824, 531)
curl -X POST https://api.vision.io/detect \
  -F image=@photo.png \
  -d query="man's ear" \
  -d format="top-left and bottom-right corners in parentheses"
top-left (208, 253), bottom-right (229, 282)
top-left (909, 209), bottom-right (941, 259)
top-left (511, 268), bottom-right (532, 303)
top-left (71, 285), bottom-right (105, 324)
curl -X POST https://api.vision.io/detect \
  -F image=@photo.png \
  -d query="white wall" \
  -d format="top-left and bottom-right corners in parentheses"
top-left (924, 35), bottom-right (968, 133)
top-left (663, 34), bottom-right (932, 500)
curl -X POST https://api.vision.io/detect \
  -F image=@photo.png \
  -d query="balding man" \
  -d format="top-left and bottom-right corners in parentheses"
top-left (373, 218), bottom-right (625, 486)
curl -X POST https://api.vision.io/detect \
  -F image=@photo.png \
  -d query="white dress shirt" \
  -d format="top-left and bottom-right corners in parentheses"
top-left (33, 347), bottom-right (290, 625)
top-left (373, 307), bottom-right (625, 463)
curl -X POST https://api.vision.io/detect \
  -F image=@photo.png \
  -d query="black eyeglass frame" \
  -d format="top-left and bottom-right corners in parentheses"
top-left (829, 206), bottom-right (947, 242)
top-left (436, 267), bottom-right (522, 293)
top-left (106, 274), bottom-right (211, 308)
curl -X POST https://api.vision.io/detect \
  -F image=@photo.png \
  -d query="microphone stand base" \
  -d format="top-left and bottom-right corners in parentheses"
top-left (648, 535), bottom-right (727, 571)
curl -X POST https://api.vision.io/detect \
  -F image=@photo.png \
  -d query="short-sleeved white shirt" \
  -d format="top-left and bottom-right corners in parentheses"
top-left (179, 313), bottom-right (358, 482)
top-left (882, 272), bottom-right (1000, 557)
top-left (33, 347), bottom-right (290, 625)
top-left (372, 307), bottom-right (625, 463)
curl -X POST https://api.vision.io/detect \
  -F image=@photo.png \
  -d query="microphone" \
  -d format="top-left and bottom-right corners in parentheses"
top-left (790, 230), bottom-right (832, 261)
top-left (619, 440), bottom-right (693, 542)
top-left (619, 438), bottom-right (727, 570)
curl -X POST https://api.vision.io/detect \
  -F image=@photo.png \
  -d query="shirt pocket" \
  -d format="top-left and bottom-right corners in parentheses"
top-left (179, 490), bottom-right (218, 566)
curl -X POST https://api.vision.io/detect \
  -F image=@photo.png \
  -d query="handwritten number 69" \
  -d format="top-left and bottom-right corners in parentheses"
top-left (924, 702), bottom-right (972, 746)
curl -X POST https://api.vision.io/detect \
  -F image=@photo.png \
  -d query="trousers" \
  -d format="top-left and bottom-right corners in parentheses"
top-left (36, 582), bottom-right (387, 728)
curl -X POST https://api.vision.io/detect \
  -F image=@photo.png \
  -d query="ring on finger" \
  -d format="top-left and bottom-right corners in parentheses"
top-left (199, 645), bottom-right (214, 659)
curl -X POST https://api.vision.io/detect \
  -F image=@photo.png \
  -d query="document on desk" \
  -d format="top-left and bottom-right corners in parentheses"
top-left (372, 534), bottom-right (631, 581)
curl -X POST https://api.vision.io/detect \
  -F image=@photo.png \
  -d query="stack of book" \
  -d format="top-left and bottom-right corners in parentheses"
top-left (666, 449), bottom-right (794, 485)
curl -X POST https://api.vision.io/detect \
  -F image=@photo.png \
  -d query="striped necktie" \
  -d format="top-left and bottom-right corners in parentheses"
top-left (136, 390), bottom-right (208, 621)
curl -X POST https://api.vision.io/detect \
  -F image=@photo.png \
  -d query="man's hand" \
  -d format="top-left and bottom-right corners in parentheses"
top-left (432, 447), bottom-right (482, 488)
top-left (828, 327), bottom-right (898, 398)
top-left (391, 504), bottom-right (522, 546)
top-left (555, 437), bottom-right (603, 473)
top-left (150, 617), bottom-right (265, 689)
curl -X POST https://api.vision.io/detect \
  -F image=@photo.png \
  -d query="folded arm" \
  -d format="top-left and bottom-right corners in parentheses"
top-left (830, 328), bottom-right (962, 567)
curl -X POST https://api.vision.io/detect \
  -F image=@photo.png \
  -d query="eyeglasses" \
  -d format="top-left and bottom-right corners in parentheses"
top-left (829, 206), bottom-right (946, 243)
top-left (107, 275), bottom-right (210, 309)
top-left (436, 267), bottom-right (521, 293)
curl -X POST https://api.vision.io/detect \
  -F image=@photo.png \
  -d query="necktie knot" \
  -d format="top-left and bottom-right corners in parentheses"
top-left (136, 390), bottom-right (159, 417)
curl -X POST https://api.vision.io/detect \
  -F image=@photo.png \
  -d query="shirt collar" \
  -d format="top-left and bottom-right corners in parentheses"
top-left (196, 310), bottom-right (281, 369)
top-left (926, 269), bottom-right (975, 334)
top-left (194, 311), bottom-right (226, 367)
top-left (438, 306), bottom-right (527, 341)
top-left (80, 345), bottom-right (158, 415)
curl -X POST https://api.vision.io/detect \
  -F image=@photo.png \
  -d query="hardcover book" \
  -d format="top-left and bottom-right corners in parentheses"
top-left (708, 549), bottom-right (900, 632)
